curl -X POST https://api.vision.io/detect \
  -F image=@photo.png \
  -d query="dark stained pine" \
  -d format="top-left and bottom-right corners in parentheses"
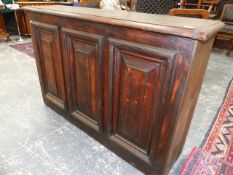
top-left (24, 6), bottom-right (224, 175)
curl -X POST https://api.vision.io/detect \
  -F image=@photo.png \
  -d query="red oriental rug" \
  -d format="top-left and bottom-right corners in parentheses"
top-left (181, 79), bottom-right (233, 175)
top-left (9, 42), bottom-right (34, 58)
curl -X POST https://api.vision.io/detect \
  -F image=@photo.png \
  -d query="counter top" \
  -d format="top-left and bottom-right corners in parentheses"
top-left (17, 2), bottom-right (72, 5)
top-left (24, 5), bottom-right (224, 41)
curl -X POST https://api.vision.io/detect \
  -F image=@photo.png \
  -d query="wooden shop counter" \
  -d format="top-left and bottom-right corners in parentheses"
top-left (24, 5), bottom-right (223, 175)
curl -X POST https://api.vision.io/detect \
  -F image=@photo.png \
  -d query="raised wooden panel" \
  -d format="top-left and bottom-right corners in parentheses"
top-left (108, 38), bottom-right (176, 164)
top-left (31, 21), bottom-right (65, 109)
top-left (62, 28), bottom-right (103, 131)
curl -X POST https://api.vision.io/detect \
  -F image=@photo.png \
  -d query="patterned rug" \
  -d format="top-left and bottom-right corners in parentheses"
top-left (181, 147), bottom-right (233, 175)
top-left (9, 42), bottom-right (34, 58)
top-left (181, 79), bottom-right (233, 175)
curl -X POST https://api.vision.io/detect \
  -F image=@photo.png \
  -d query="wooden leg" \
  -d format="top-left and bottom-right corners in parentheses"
top-left (197, 0), bottom-right (202, 9)
top-left (0, 14), bottom-right (10, 40)
top-left (226, 39), bottom-right (233, 56)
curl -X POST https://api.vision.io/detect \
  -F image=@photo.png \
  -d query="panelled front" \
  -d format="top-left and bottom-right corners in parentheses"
top-left (27, 8), bottom-right (220, 175)
top-left (31, 21), bottom-right (66, 110)
top-left (108, 38), bottom-right (176, 164)
top-left (62, 28), bottom-right (104, 132)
